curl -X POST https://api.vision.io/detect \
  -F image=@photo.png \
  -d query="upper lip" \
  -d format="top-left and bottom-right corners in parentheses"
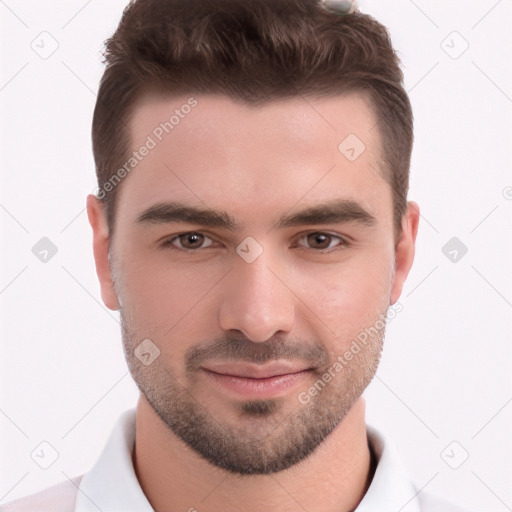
top-left (201, 361), bottom-right (312, 379)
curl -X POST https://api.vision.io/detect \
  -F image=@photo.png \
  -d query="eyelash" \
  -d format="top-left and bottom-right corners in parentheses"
top-left (161, 231), bottom-right (351, 253)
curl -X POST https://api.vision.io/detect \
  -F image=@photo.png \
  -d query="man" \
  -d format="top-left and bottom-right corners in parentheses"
top-left (3, 0), bottom-right (469, 510)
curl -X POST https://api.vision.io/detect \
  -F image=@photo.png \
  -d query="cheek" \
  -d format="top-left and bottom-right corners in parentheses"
top-left (296, 250), bottom-right (394, 338)
top-left (114, 247), bottom-right (223, 334)
top-left (116, 262), bottom-right (207, 368)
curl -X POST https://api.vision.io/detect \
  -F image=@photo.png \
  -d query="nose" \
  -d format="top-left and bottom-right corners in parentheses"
top-left (218, 248), bottom-right (296, 342)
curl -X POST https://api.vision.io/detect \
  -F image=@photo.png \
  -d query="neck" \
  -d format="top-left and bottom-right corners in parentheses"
top-left (133, 395), bottom-right (374, 512)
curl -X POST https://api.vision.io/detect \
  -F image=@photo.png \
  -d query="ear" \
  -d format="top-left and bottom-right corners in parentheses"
top-left (390, 201), bottom-right (420, 305)
top-left (86, 194), bottom-right (120, 311)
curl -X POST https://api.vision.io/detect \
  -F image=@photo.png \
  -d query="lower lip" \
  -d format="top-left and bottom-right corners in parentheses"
top-left (201, 369), bottom-right (311, 399)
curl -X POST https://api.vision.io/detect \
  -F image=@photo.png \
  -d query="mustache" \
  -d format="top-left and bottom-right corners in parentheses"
top-left (185, 334), bottom-right (329, 372)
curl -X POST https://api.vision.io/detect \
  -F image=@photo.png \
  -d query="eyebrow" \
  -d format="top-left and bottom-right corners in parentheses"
top-left (136, 199), bottom-right (377, 231)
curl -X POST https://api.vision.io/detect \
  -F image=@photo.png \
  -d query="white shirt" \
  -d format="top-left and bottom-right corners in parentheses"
top-left (2, 408), bottom-right (469, 512)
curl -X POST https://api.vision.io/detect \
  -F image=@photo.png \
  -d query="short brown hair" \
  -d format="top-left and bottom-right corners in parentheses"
top-left (92, 0), bottom-right (413, 239)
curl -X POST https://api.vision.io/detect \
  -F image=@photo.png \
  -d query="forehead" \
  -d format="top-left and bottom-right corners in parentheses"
top-left (130, 91), bottom-right (380, 152)
top-left (117, 91), bottom-right (390, 228)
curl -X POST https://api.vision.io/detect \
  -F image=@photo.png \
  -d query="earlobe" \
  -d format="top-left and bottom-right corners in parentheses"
top-left (390, 201), bottom-right (420, 305)
top-left (86, 194), bottom-right (121, 311)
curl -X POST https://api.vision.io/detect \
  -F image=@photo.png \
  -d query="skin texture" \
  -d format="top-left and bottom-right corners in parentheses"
top-left (87, 92), bottom-right (419, 512)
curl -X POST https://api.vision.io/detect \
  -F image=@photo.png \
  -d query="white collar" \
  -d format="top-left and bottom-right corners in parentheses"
top-left (75, 409), bottom-right (152, 512)
top-left (357, 425), bottom-right (420, 512)
top-left (75, 409), bottom-right (420, 512)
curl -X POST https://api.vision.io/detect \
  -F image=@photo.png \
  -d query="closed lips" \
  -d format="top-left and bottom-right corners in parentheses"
top-left (201, 362), bottom-right (312, 379)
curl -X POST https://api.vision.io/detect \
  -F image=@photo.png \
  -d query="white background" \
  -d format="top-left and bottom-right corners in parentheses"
top-left (1, 0), bottom-right (511, 510)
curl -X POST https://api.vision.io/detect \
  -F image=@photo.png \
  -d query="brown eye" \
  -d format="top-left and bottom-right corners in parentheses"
top-left (307, 233), bottom-right (331, 249)
top-left (298, 232), bottom-right (347, 251)
top-left (169, 232), bottom-right (213, 250)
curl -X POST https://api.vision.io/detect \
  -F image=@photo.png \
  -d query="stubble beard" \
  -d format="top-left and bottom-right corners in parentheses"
top-left (120, 310), bottom-right (386, 475)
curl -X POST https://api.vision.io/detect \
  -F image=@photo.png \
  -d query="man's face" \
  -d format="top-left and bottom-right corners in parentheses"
top-left (90, 92), bottom-right (417, 474)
